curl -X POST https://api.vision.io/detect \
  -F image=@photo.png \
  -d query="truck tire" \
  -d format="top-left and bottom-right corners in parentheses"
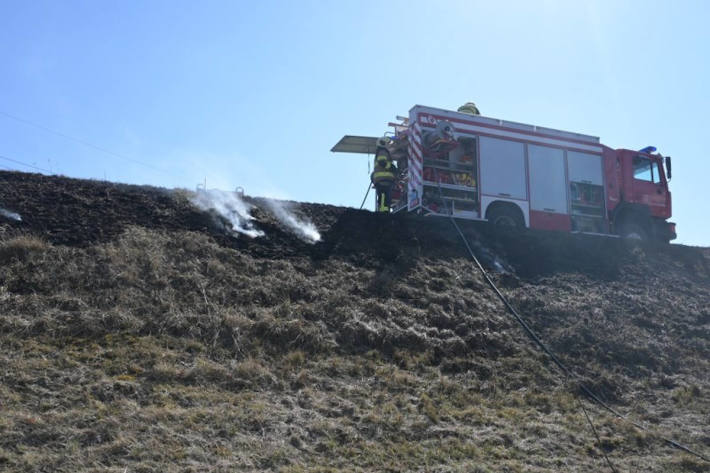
top-left (651, 218), bottom-right (675, 244)
top-left (619, 221), bottom-right (648, 241)
top-left (487, 204), bottom-right (524, 231)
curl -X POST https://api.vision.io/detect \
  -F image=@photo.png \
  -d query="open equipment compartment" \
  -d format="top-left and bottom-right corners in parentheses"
top-left (421, 135), bottom-right (479, 218)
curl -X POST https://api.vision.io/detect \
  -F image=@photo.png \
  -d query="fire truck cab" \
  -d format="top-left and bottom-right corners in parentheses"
top-left (332, 104), bottom-right (676, 242)
top-left (606, 148), bottom-right (674, 242)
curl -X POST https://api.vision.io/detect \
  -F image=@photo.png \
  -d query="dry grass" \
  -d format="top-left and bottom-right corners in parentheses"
top-left (0, 220), bottom-right (708, 472)
top-left (0, 235), bottom-right (50, 264)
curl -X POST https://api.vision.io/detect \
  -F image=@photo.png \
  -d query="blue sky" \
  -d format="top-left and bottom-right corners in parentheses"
top-left (0, 0), bottom-right (708, 245)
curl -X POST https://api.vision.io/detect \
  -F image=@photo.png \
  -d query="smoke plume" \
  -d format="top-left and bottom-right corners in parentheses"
top-left (189, 189), bottom-right (264, 238)
top-left (0, 208), bottom-right (22, 221)
top-left (470, 238), bottom-right (511, 273)
top-left (264, 199), bottom-right (321, 244)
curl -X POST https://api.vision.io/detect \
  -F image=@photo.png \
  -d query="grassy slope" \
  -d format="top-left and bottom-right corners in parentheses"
top-left (0, 171), bottom-right (709, 472)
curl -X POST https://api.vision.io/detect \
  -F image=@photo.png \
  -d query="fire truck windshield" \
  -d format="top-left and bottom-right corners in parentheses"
top-left (633, 155), bottom-right (664, 184)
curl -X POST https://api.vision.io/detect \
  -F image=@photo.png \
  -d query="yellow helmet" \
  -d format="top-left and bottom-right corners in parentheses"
top-left (457, 102), bottom-right (480, 115)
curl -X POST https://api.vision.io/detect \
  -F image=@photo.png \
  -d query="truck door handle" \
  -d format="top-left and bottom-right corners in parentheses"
top-left (498, 193), bottom-right (511, 197)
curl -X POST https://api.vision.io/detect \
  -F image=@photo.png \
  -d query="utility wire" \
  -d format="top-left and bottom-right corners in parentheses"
top-left (0, 154), bottom-right (52, 173)
top-left (0, 110), bottom-right (169, 174)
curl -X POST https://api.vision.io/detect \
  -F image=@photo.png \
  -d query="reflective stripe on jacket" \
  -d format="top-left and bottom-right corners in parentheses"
top-left (371, 166), bottom-right (395, 185)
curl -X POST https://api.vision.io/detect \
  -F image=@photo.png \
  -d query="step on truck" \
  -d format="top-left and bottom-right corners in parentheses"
top-left (332, 104), bottom-right (676, 242)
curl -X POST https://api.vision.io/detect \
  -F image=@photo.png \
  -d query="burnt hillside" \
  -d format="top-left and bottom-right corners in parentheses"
top-left (1, 170), bottom-right (709, 473)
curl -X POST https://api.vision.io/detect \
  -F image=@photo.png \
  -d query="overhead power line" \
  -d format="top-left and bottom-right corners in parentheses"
top-left (0, 110), bottom-right (170, 175)
top-left (0, 153), bottom-right (53, 173)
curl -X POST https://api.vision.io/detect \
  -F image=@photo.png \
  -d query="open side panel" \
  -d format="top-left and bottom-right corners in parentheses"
top-left (331, 136), bottom-right (379, 155)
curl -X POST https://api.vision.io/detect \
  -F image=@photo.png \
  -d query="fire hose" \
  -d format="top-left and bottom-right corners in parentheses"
top-left (359, 183), bottom-right (372, 210)
top-left (436, 180), bottom-right (709, 469)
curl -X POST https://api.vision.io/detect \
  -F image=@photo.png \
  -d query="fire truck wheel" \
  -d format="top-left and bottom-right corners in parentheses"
top-left (619, 222), bottom-right (648, 241)
top-left (487, 205), bottom-right (524, 231)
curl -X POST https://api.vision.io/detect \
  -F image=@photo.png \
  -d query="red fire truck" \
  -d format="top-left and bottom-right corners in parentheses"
top-left (332, 104), bottom-right (676, 242)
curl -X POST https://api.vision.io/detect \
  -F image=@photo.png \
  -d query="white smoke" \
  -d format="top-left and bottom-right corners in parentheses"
top-left (0, 208), bottom-right (22, 221)
top-left (470, 239), bottom-right (510, 273)
top-left (264, 199), bottom-right (321, 244)
top-left (190, 189), bottom-right (264, 238)
top-left (186, 188), bottom-right (320, 243)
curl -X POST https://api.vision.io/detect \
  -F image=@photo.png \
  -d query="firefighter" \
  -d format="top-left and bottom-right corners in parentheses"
top-left (457, 102), bottom-right (480, 115)
top-left (370, 139), bottom-right (397, 212)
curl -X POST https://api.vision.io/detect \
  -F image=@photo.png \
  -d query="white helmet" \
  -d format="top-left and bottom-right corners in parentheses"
top-left (436, 120), bottom-right (455, 140)
top-left (376, 136), bottom-right (391, 149)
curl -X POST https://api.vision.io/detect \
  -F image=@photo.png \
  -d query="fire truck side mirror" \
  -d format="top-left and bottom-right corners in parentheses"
top-left (665, 156), bottom-right (672, 180)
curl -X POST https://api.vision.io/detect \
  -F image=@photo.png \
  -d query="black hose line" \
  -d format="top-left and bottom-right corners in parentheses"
top-left (442, 200), bottom-right (710, 465)
top-left (359, 183), bottom-right (372, 210)
top-left (577, 395), bottom-right (620, 473)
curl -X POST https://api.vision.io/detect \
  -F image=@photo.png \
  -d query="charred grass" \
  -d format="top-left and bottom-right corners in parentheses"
top-left (0, 172), bottom-right (709, 471)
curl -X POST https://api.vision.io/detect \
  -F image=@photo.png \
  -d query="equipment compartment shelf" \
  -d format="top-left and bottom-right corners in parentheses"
top-left (441, 196), bottom-right (477, 203)
top-left (423, 158), bottom-right (451, 166)
top-left (424, 157), bottom-right (473, 165)
top-left (423, 181), bottom-right (477, 192)
top-left (423, 163), bottom-right (474, 171)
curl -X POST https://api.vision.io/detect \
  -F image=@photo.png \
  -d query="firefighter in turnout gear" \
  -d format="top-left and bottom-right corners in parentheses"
top-left (370, 138), bottom-right (398, 212)
top-left (457, 102), bottom-right (480, 116)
